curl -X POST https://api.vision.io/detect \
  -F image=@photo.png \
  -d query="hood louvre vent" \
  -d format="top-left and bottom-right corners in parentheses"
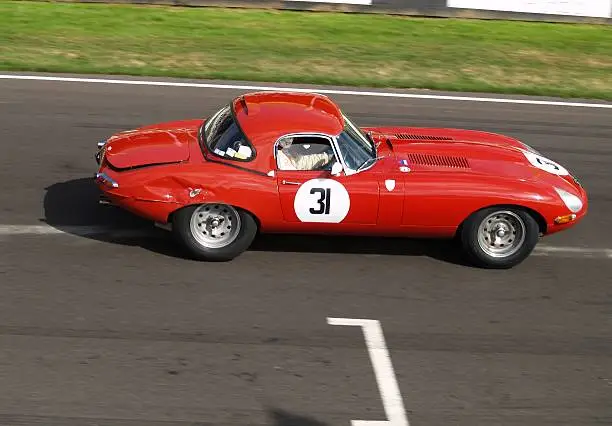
top-left (395, 134), bottom-right (454, 141)
top-left (407, 153), bottom-right (470, 169)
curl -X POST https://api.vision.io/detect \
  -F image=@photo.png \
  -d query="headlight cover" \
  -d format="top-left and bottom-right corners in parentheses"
top-left (521, 142), bottom-right (541, 155)
top-left (554, 187), bottom-right (583, 213)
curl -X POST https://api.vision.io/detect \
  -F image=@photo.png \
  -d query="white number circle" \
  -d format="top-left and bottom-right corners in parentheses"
top-left (523, 151), bottom-right (569, 176)
top-left (294, 178), bottom-right (350, 223)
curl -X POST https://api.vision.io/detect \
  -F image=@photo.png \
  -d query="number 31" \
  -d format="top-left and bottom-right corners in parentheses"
top-left (310, 187), bottom-right (331, 214)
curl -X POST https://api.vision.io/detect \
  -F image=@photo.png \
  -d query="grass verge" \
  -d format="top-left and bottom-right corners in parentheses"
top-left (1, 0), bottom-right (611, 99)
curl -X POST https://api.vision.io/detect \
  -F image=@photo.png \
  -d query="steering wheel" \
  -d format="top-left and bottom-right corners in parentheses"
top-left (231, 140), bottom-right (244, 151)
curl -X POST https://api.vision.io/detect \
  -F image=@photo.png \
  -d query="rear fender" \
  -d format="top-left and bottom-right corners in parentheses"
top-left (150, 175), bottom-right (280, 227)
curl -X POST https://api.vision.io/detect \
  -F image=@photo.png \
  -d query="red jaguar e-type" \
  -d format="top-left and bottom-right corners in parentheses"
top-left (95, 91), bottom-right (587, 268)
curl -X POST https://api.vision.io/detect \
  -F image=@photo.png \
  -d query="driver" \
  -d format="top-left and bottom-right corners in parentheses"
top-left (277, 138), bottom-right (334, 171)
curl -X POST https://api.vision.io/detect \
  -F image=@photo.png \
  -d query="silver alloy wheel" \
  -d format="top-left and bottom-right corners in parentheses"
top-left (477, 210), bottom-right (526, 258)
top-left (189, 204), bottom-right (241, 249)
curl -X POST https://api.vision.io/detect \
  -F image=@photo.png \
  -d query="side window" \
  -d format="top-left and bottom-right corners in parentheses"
top-left (276, 135), bottom-right (336, 171)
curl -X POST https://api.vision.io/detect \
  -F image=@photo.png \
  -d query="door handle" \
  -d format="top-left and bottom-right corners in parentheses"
top-left (281, 180), bottom-right (301, 185)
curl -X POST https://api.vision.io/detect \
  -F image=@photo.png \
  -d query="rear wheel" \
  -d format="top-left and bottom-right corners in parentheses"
top-left (460, 207), bottom-right (540, 269)
top-left (172, 203), bottom-right (257, 261)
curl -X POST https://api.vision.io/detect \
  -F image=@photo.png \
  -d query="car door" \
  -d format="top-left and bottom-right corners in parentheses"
top-left (274, 134), bottom-right (380, 228)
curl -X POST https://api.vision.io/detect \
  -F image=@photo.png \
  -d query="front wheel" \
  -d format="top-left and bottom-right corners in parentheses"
top-left (172, 203), bottom-right (258, 261)
top-left (459, 207), bottom-right (540, 269)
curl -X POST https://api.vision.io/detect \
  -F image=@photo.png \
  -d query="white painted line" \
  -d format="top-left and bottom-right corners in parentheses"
top-left (0, 225), bottom-right (66, 235)
top-left (0, 224), bottom-right (150, 238)
top-left (533, 245), bottom-right (612, 258)
top-left (1, 74), bottom-right (611, 109)
top-left (1, 224), bottom-right (611, 259)
top-left (328, 317), bottom-right (409, 426)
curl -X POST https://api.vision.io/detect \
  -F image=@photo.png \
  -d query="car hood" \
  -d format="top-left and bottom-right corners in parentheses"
top-left (365, 126), bottom-right (580, 188)
top-left (103, 120), bottom-right (201, 169)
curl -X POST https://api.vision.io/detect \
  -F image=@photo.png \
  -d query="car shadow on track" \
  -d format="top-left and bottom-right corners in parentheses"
top-left (269, 408), bottom-right (328, 426)
top-left (43, 177), bottom-right (472, 266)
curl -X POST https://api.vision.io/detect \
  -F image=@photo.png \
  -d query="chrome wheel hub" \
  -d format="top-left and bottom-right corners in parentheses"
top-left (477, 211), bottom-right (526, 258)
top-left (189, 204), bottom-right (240, 249)
top-left (495, 224), bottom-right (508, 238)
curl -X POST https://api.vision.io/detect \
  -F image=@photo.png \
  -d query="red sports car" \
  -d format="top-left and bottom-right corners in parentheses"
top-left (95, 91), bottom-right (587, 268)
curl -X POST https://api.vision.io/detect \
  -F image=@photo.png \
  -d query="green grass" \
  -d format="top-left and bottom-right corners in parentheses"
top-left (1, 0), bottom-right (612, 99)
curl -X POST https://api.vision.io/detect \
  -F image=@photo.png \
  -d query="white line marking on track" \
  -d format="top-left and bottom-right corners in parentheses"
top-left (533, 245), bottom-right (612, 258)
top-left (0, 225), bottom-right (66, 235)
top-left (1, 224), bottom-right (611, 259)
top-left (0, 224), bottom-right (148, 238)
top-left (1, 74), bottom-right (611, 109)
top-left (328, 317), bottom-right (409, 426)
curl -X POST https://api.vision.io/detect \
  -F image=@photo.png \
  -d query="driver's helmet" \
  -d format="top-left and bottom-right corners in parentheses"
top-left (278, 137), bottom-right (294, 149)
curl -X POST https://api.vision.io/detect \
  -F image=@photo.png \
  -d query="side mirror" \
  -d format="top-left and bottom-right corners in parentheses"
top-left (331, 162), bottom-right (343, 177)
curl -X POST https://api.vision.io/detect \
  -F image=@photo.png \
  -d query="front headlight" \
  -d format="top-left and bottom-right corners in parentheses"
top-left (554, 187), bottom-right (583, 213)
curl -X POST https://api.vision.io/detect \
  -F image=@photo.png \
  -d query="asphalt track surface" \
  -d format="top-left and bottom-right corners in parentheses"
top-left (1, 73), bottom-right (611, 426)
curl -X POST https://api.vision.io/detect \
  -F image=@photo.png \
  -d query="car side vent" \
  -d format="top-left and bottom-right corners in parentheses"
top-left (395, 134), bottom-right (454, 141)
top-left (407, 153), bottom-right (470, 169)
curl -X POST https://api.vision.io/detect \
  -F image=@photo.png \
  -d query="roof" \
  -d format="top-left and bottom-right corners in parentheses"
top-left (209, 91), bottom-right (346, 174)
top-left (232, 91), bottom-right (345, 141)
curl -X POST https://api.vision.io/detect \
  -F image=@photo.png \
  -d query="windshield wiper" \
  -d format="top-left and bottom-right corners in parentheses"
top-left (365, 131), bottom-right (374, 144)
top-left (365, 131), bottom-right (378, 155)
top-left (356, 155), bottom-right (385, 173)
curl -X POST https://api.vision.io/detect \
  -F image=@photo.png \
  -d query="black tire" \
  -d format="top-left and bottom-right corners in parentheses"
top-left (459, 206), bottom-right (540, 269)
top-left (172, 203), bottom-right (258, 261)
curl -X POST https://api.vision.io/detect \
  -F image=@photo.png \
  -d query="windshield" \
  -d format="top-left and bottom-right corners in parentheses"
top-left (199, 104), bottom-right (254, 161)
top-left (335, 114), bottom-right (376, 171)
